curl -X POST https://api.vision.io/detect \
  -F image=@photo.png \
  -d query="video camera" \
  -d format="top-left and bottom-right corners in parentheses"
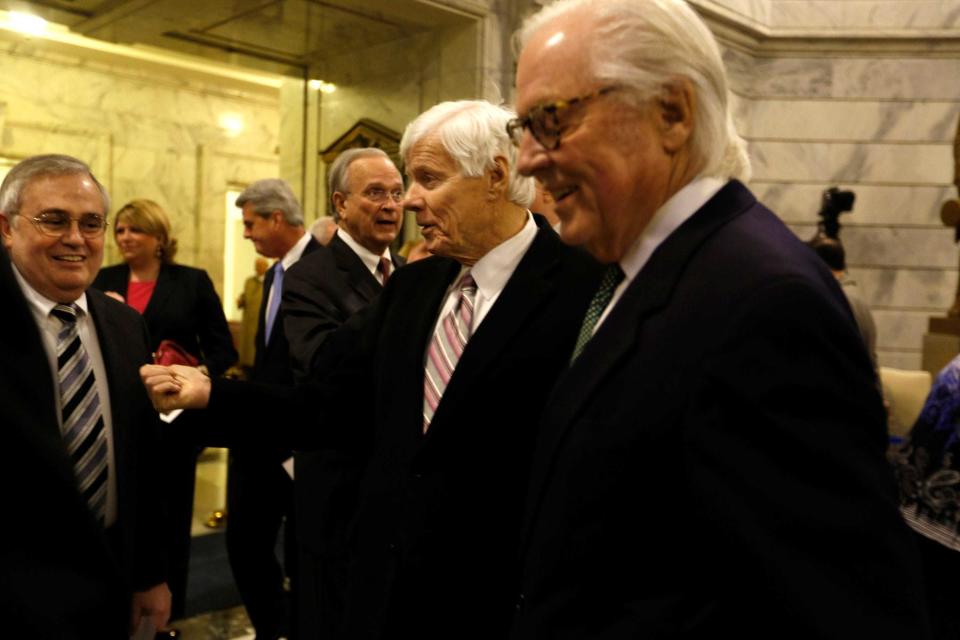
top-left (816, 186), bottom-right (855, 239)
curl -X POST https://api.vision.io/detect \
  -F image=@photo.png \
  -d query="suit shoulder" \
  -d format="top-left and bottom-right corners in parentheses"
top-left (288, 243), bottom-right (337, 278)
top-left (86, 287), bottom-right (142, 326)
top-left (91, 263), bottom-right (126, 290)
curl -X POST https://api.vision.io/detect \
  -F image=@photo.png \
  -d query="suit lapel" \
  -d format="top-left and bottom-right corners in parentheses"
top-left (426, 229), bottom-right (560, 435)
top-left (521, 180), bottom-right (758, 546)
top-left (330, 234), bottom-right (382, 303)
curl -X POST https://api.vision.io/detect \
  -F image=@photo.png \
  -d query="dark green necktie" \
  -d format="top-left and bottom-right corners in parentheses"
top-left (570, 264), bottom-right (625, 364)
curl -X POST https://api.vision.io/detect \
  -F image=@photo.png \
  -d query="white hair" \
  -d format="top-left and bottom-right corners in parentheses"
top-left (519, 0), bottom-right (751, 181)
top-left (400, 100), bottom-right (535, 208)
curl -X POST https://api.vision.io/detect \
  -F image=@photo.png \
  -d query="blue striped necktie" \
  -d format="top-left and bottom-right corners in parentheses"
top-left (51, 303), bottom-right (108, 525)
top-left (265, 261), bottom-right (284, 343)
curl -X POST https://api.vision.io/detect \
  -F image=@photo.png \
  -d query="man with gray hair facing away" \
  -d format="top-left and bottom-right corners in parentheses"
top-left (142, 100), bottom-right (602, 639)
top-left (508, 0), bottom-right (928, 637)
top-left (229, 178), bottom-right (320, 639)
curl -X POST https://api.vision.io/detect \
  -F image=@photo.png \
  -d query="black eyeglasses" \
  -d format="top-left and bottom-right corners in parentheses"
top-left (29, 211), bottom-right (108, 238)
top-left (507, 86), bottom-right (618, 150)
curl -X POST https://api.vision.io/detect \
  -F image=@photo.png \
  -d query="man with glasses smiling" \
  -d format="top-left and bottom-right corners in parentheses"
top-left (507, 0), bottom-right (929, 638)
top-left (280, 147), bottom-right (404, 639)
top-left (0, 154), bottom-right (169, 637)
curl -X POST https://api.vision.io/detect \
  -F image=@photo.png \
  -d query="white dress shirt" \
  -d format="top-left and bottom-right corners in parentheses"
top-left (594, 176), bottom-right (727, 333)
top-left (429, 212), bottom-right (538, 345)
top-left (337, 228), bottom-right (393, 285)
top-left (13, 267), bottom-right (118, 527)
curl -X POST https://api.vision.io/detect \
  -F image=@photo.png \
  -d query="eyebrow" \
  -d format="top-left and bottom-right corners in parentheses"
top-left (36, 208), bottom-right (103, 217)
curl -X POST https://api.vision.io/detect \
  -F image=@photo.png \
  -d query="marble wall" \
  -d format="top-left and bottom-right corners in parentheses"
top-left (707, 5), bottom-right (960, 369)
top-left (0, 30), bottom-right (282, 293)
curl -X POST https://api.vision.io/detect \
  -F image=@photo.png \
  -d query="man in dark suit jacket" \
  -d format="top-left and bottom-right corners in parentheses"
top-left (0, 154), bottom-right (168, 637)
top-left (231, 177), bottom-right (319, 639)
top-left (282, 147), bottom-right (405, 638)
top-left (507, 2), bottom-right (929, 638)
top-left (142, 100), bottom-right (602, 639)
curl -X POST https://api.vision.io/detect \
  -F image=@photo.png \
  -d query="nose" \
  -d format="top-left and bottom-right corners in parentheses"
top-left (515, 131), bottom-right (550, 177)
top-left (60, 219), bottom-right (85, 245)
top-left (400, 186), bottom-right (423, 213)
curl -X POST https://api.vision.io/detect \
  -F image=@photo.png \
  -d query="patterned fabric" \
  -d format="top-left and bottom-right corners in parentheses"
top-left (893, 354), bottom-right (960, 551)
top-left (570, 263), bottom-right (625, 363)
top-left (423, 272), bottom-right (477, 432)
top-left (264, 261), bottom-right (284, 343)
top-left (51, 303), bottom-right (108, 525)
top-left (378, 256), bottom-right (392, 285)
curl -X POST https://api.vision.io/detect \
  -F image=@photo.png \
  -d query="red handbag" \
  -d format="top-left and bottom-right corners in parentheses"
top-left (153, 339), bottom-right (200, 367)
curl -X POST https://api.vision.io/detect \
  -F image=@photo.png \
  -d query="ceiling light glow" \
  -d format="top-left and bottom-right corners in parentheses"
top-left (8, 11), bottom-right (48, 36)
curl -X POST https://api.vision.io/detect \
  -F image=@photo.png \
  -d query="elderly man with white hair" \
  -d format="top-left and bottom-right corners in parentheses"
top-left (507, 0), bottom-right (929, 638)
top-left (142, 99), bottom-right (601, 639)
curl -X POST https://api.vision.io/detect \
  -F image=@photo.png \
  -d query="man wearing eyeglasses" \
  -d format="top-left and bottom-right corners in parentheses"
top-left (0, 154), bottom-right (170, 637)
top-left (506, 1), bottom-right (929, 638)
top-left (280, 147), bottom-right (404, 639)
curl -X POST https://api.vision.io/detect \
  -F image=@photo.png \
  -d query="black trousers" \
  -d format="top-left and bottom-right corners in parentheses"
top-left (914, 531), bottom-right (960, 640)
top-left (226, 449), bottom-right (298, 639)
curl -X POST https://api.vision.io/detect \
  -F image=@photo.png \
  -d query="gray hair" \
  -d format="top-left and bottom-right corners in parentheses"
top-left (327, 148), bottom-right (391, 221)
top-left (235, 178), bottom-right (303, 226)
top-left (0, 154), bottom-right (110, 217)
top-left (400, 100), bottom-right (535, 208)
top-left (518, 0), bottom-right (751, 181)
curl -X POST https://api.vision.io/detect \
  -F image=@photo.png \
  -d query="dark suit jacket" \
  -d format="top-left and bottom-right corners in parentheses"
top-left (92, 263), bottom-right (237, 376)
top-left (203, 226), bottom-right (602, 639)
top-left (0, 248), bottom-right (164, 638)
top-left (282, 231), bottom-right (403, 556)
top-left (511, 181), bottom-right (929, 639)
top-left (252, 236), bottom-right (321, 386)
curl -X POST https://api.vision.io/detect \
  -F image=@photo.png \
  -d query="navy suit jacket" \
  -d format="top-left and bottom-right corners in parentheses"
top-left (282, 231), bottom-right (403, 556)
top-left (511, 181), bottom-right (929, 639)
top-left (201, 226), bottom-right (602, 639)
top-left (1, 248), bottom-right (164, 638)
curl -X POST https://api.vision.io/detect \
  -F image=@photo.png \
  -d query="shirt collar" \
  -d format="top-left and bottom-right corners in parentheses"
top-left (336, 228), bottom-right (391, 276)
top-left (466, 212), bottom-right (537, 300)
top-left (279, 230), bottom-right (312, 272)
top-left (11, 263), bottom-right (89, 319)
top-left (620, 176), bottom-right (726, 281)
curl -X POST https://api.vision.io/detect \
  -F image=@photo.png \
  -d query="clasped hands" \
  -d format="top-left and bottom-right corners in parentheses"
top-left (140, 363), bottom-right (212, 413)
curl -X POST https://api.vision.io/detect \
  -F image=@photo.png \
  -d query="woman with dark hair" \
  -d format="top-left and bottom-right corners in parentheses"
top-left (93, 199), bottom-right (237, 627)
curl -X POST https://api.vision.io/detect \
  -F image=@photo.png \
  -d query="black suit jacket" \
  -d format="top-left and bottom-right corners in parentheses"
top-left (252, 236), bottom-right (321, 386)
top-left (92, 263), bottom-right (237, 376)
top-left (204, 226), bottom-right (602, 638)
top-left (511, 181), bottom-right (929, 639)
top-left (0, 249), bottom-right (164, 638)
top-left (283, 231), bottom-right (403, 555)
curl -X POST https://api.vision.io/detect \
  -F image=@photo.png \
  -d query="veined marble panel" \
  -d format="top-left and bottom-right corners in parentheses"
top-left (770, 1), bottom-right (960, 31)
top-left (787, 223), bottom-right (958, 269)
top-left (692, 0), bottom-right (771, 25)
top-left (749, 140), bottom-right (953, 184)
top-left (752, 183), bottom-right (954, 226)
top-left (874, 309), bottom-right (931, 351)
top-left (731, 57), bottom-right (960, 100)
top-left (852, 266), bottom-right (957, 310)
top-left (740, 100), bottom-right (959, 142)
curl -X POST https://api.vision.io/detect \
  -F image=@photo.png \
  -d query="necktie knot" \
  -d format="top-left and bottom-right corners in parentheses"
top-left (51, 303), bottom-right (80, 325)
top-left (456, 272), bottom-right (477, 296)
top-left (378, 256), bottom-right (392, 283)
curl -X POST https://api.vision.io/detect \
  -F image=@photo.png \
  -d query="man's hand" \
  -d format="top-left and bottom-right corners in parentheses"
top-left (140, 364), bottom-right (212, 412)
top-left (130, 582), bottom-right (171, 635)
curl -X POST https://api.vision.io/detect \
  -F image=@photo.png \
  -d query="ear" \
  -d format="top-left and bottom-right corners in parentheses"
top-left (270, 209), bottom-right (285, 226)
top-left (332, 192), bottom-right (348, 218)
top-left (656, 78), bottom-right (695, 154)
top-left (487, 156), bottom-right (509, 200)
top-left (0, 214), bottom-right (13, 249)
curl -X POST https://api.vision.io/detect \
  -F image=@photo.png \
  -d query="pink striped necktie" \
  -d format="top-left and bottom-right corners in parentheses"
top-left (423, 272), bottom-right (477, 432)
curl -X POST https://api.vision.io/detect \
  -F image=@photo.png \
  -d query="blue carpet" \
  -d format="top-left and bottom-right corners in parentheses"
top-left (184, 532), bottom-right (242, 617)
